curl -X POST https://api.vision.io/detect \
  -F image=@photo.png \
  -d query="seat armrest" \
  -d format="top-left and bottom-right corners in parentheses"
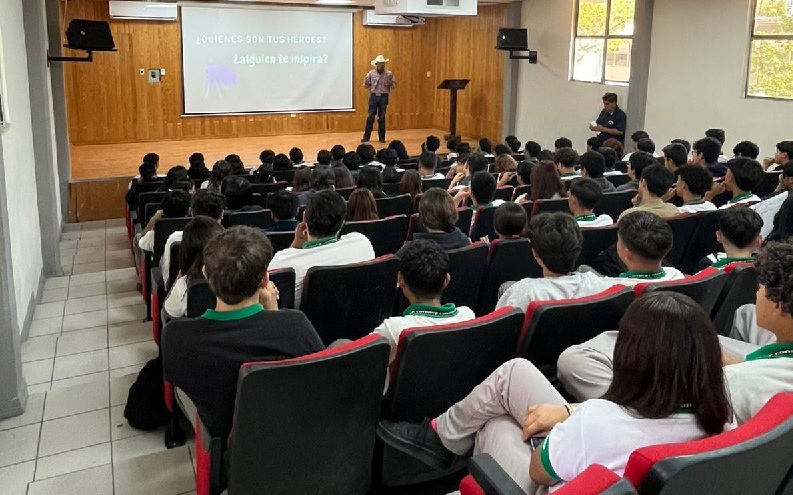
top-left (469, 454), bottom-right (526, 495)
top-left (151, 267), bottom-right (164, 291)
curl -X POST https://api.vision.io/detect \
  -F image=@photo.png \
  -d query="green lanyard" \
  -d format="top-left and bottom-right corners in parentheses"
top-left (619, 269), bottom-right (666, 280)
top-left (729, 192), bottom-right (754, 204)
top-left (302, 237), bottom-right (338, 249)
top-left (745, 343), bottom-right (793, 361)
top-left (575, 214), bottom-right (598, 222)
top-left (403, 303), bottom-right (459, 318)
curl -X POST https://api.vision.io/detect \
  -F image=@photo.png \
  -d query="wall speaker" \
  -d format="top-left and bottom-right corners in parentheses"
top-left (65, 19), bottom-right (116, 52)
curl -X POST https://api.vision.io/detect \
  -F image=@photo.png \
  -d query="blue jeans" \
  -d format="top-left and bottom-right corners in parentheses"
top-left (363, 93), bottom-right (388, 141)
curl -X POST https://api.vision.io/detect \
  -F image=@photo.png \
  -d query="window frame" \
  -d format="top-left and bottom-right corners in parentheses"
top-left (744, 0), bottom-right (793, 102)
top-left (571, 0), bottom-right (634, 86)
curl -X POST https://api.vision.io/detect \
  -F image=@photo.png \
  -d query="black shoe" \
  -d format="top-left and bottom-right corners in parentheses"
top-left (361, 138), bottom-right (369, 143)
top-left (379, 138), bottom-right (387, 143)
top-left (378, 418), bottom-right (456, 470)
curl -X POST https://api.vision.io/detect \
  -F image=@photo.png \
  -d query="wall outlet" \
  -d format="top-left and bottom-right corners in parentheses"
top-left (160, 68), bottom-right (166, 76)
top-left (148, 69), bottom-right (161, 84)
top-left (139, 68), bottom-right (145, 76)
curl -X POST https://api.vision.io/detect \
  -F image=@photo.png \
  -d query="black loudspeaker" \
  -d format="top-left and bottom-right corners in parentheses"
top-left (496, 28), bottom-right (528, 51)
top-left (65, 19), bottom-right (116, 52)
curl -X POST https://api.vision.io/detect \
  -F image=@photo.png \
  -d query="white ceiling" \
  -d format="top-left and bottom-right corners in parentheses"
top-left (181, 0), bottom-right (515, 7)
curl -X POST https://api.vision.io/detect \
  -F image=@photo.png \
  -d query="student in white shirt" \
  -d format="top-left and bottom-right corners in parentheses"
top-left (694, 208), bottom-right (762, 272)
top-left (555, 148), bottom-right (580, 181)
top-left (762, 141), bottom-right (792, 172)
top-left (568, 178), bottom-right (614, 228)
top-left (607, 211), bottom-right (685, 284)
top-left (675, 165), bottom-right (717, 214)
top-left (269, 190), bottom-right (375, 308)
top-left (418, 151), bottom-right (445, 180)
top-left (751, 161), bottom-right (793, 237)
top-left (377, 292), bottom-right (731, 493)
top-left (137, 190), bottom-right (191, 254)
top-left (716, 157), bottom-right (764, 209)
top-left (372, 240), bottom-right (475, 363)
top-left (492, 202), bottom-right (528, 240)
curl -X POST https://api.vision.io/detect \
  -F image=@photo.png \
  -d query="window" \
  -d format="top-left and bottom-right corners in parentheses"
top-left (572, 0), bottom-right (636, 84)
top-left (747, 0), bottom-right (793, 100)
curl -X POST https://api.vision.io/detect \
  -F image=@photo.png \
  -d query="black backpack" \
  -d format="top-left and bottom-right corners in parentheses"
top-left (124, 356), bottom-right (171, 430)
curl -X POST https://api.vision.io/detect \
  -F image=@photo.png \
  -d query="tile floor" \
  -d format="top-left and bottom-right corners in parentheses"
top-left (0, 220), bottom-right (197, 495)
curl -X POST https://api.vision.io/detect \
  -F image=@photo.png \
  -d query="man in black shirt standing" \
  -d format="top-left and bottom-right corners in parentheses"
top-left (590, 92), bottom-right (627, 143)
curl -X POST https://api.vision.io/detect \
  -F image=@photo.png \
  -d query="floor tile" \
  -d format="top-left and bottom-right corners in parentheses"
top-left (107, 291), bottom-right (143, 309)
top-left (27, 464), bottom-right (113, 495)
top-left (74, 250), bottom-right (106, 264)
top-left (56, 327), bottom-right (107, 356)
top-left (106, 241), bottom-right (130, 252)
top-left (106, 267), bottom-right (137, 282)
top-left (109, 321), bottom-right (151, 347)
top-left (38, 409), bottom-right (110, 457)
top-left (44, 380), bottom-right (109, 420)
top-left (0, 460), bottom-right (35, 495)
top-left (110, 405), bottom-right (142, 441)
top-left (114, 446), bottom-right (194, 495)
top-left (50, 371), bottom-right (108, 392)
top-left (28, 383), bottom-right (51, 395)
top-left (52, 349), bottom-right (108, 380)
top-left (107, 219), bottom-right (126, 228)
top-left (61, 265), bottom-right (73, 276)
top-left (109, 341), bottom-right (157, 370)
top-left (77, 237), bottom-right (106, 248)
top-left (110, 364), bottom-right (143, 379)
top-left (34, 443), bottom-right (111, 481)
top-left (108, 305), bottom-right (147, 326)
top-left (0, 393), bottom-right (45, 432)
top-left (0, 424), bottom-right (41, 468)
top-left (40, 288), bottom-right (68, 304)
top-left (64, 295), bottom-right (107, 315)
top-left (71, 262), bottom-right (107, 275)
top-left (33, 301), bottom-right (65, 320)
top-left (81, 220), bottom-right (107, 230)
top-left (69, 272), bottom-right (105, 287)
top-left (111, 428), bottom-right (168, 463)
top-left (106, 257), bottom-right (136, 270)
top-left (107, 278), bottom-right (139, 294)
top-left (62, 310), bottom-right (107, 333)
top-left (67, 282), bottom-right (107, 299)
top-left (28, 317), bottom-right (63, 337)
top-left (60, 231), bottom-right (81, 241)
top-left (62, 223), bottom-right (82, 232)
top-left (106, 248), bottom-right (132, 260)
top-left (21, 335), bottom-right (58, 363)
top-left (22, 359), bottom-right (54, 385)
top-left (110, 370), bottom-right (138, 407)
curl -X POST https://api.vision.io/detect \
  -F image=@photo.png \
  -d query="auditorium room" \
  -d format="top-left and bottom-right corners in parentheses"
top-left (2, 0), bottom-right (793, 494)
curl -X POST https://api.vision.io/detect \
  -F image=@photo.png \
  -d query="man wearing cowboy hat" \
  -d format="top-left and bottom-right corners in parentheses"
top-left (362, 54), bottom-right (396, 144)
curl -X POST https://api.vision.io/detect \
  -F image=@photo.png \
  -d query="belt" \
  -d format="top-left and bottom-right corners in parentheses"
top-left (372, 92), bottom-right (387, 97)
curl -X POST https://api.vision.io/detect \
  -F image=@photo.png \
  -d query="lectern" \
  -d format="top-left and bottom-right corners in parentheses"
top-left (437, 79), bottom-right (470, 140)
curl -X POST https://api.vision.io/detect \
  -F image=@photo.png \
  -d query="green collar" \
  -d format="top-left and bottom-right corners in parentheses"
top-left (403, 303), bottom-right (459, 318)
top-left (729, 192), bottom-right (755, 204)
top-left (575, 214), bottom-right (598, 222)
top-left (619, 269), bottom-right (666, 280)
top-left (203, 304), bottom-right (264, 321)
top-left (302, 237), bottom-right (338, 249)
top-left (712, 256), bottom-right (755, 269)
top-left (683, 199), bottom-right (706, 206)
top-left (745, 343), bottom-right (793, 361)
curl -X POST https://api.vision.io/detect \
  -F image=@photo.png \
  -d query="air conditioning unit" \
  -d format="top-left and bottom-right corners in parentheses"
top-left (374, 0), bottom-right (476, 17)
top-left (363, 10), bottom-right (426, 27)
top-left (109, 1), bottom-right (177, 21)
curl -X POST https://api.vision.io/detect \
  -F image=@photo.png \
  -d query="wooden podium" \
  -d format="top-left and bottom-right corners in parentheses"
top-left (437, 79), bottom-right (470, 140)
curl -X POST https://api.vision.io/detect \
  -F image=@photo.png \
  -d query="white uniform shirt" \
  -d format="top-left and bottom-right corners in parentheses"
top-left (496, 272), bottom-right (617, 312)
top-left (269, 232), bottom-right (375, 308)
top-left (612, 267), bottom-right (686, 286)
top-left (677, 200), bottom-right (717, 214)
top-left (161, 231), bottom-right (184, 287)
top-left (138, 230), bottom-right (155, 252)
top-left (575, 214), bottom-right (614, 228)
top-left (751, 192), bottom-right (788, 238)
top-left (163, 276), bottom-right (188, 319)
top-left (724, 343), bottom-right (793, 425)
top-left (719, 193), bottom-right (762, 209)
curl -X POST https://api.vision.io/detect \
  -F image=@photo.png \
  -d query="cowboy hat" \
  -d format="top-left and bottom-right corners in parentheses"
top-left (371, 54), bottom-right (389, 66)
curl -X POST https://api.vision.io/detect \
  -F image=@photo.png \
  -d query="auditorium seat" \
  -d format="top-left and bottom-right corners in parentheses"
top-left (422, 178), bottom-right (452, 191)
top-left (336, 186), bottom-right (357, 200)
top-left (265, 231), bottom-right (296, 253)
top-left (532, 198), bottom-right (572, 216)
top-left (577, 225), bottom-right (619, 268)
top-left (633, 267), bottom-right (726, 315)
top-left (406, 208), bottom-right (473, 242)
top-left (136, 191), bottom-right (166, 226)
top-left (756, 171), bottom-right (782, 199)
top-left (444, 242), bottom-right (489, 310)
top-left (712, 264), bottom-right (758, 336)
top-left (376, 193), bottom-right (412, 218)
top-left (678, 211), bottom-right (721, 275)
top-left (664, 214), bottom-right (701, 269)
top-left (339, 215), bottom-right (408, 257)
top-left (379, 307), bottom-right (524, 487)
top-left (595, 191), bottom-right (634, 221)
top-left (146, 217), bottom-right (190, 322)
top-left (300, 255), bottom-right (399, 345)
top-left (476, 238), bottom-right (542, 316)
top-left (193, 335), bottom-right (390, 495)
top-left (493, 186), bottom-right (514, 202)
top-left (512, 184), bottom-right (531, 201)
top-left (250, 181), bottom-right (288, 197)
top-left (470, 206), bottom-right (498, 241)
top-left (226, 209), bottom-right (274, 229)
top-left (185, 278), bottom-right (216, 318)
top-left (272, 169), bottom-right (295, 183)
top-left (382, 182), bottom-right (402, 196)
top-left (605, 174), bottom-right (631, 188)
top-left (268, 267), bottom-right (296, 310)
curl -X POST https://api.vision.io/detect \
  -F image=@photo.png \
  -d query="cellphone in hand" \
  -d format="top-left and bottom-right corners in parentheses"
top-left (529, 436), bottom-right (546, 449)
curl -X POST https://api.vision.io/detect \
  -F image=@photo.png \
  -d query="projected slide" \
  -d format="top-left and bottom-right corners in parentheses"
top-left (180, 5), bottom-right (353, 115)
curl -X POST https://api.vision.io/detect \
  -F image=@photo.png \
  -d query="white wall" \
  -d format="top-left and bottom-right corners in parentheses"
top-left (644, 0), bottom-right (792, 159)
top-left (0, 0), bottom-right (44, 332)
top-left (515, 0), bottom-right (629, 151)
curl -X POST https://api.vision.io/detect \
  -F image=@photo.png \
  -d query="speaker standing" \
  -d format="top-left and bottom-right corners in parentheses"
top-left (362, 54), bottom-right (396, 144)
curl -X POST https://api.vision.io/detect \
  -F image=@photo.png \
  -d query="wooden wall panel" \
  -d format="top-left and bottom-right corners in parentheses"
top-left (68, 179), bottom-right (129, 222)
top-left (62, 0), bottom-right (505, 145)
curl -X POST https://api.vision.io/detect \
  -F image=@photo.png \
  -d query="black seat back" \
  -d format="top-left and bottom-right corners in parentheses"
top-left (153, 217), bottom-right (190, 266)
top-left (265, 231), bottom-right (296, 253)
top-left (756, 172), bottom-right (782, 199)
top-left (679, 211), bottom-right (721, 274)
top-left (533, 198), bottom-right (571, 216)
top-left (469, 207), bottom-right (498, 241)
top-left (665, 214), bottom-right (701, 269)
top-left (712, 265), bottom-right (758, 336)
top-left (577, 225), bottom-right (619, 268)
top-left (444, 242), bottom-right (489, 310)
top-left (422, 178), bottom-right (451, 191)
top-left (250, 182), bottom-right (288, 197)
top-left (339, 215), bottom-right (409, 257)
top-left (493, 187), bottom-right (514, 202)
top-left (605, 174), bottom-right (631, 187)
top-left (476, 239), bottom-right (542, 316)
top-left (638, 268), bottom-right (727, 315)
top-left (227, 210), bottom-right (274, 229)
top-left (595, 191), bottom-right (634, 220)
top-left (376, 194), bottom-right (412, 219)
top-left (185, 278), bottom-right (216, 318)
top-left (167, 241), bottom-right (181, 290)
top-left (268, 268), bottom-right (296, 310)
top-left (137, 191), bottom-right (166, 225)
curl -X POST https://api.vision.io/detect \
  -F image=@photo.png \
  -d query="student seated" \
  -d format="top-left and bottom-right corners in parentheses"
top-left (617, 164), bottom-right (678, 220)
top-left (445, 137), bottom-right (461, 161)
top-left (717, 157), bottom-right (764, 208)
top-left (377, 292), bottom-right (730, 492)
top-left (733, 140), bottom-right (760, 160)
top-left (292, 167), bottom-right (312, 193)
top-left (412, 188), bottom-right (471, 250)
top-left (128, 152), bottom-right (161, 185)
top-left (399, 170), bottom-right (422, 200)
top-left (256, 149), bottom-right (276, 173)
top-left (691, 137), bottom-right (725, 177)
top-left (661, 142), bottom-right (688, 175)
top-left (763, 140), bottom-right (793, 172)
top-left (598, 146), bottom-right (621, 176)
top-left (289, 147), bottom-right (305, 167)
top-left (298, 166), bottom-right (335, 207)
top-left (221, 176), bottom-right (263, 213)
top-left (162, 227), bottom-right (324, 440)
top-left (125, 162), bottom-right (159, 210)
top-left (372, 240), bottom-right (476, 363)
top-left (163, 217), bottom-right (224, 319)
top-left (225, 154), bottom-right (246, 175)
top-left (675, 165), bottom-right (717, 213)
top-left (316, 149), bottom-right (333, 167)
top-left (554, 137), bottom-right (573, 151)
top-left (586, 137), bottom-right (602, 152)
top-left (555, 148), bottom-right (580, 180)
top-left (496, 213), bottom-right (615, 311)
top-left (493, 202), bottom-right (528, 239)
top-left (381, 148), bottom-right (404, 184)
top-left (560, 242), bottom-right (793, 427)
top-left (636, 137), bottom-right (656, 156)
top-left (479, 138), bottom-right (495, 158)
top-left (760, 161), bottom-right (793, 241)
top-left (512, 161), bottom-right (534, 203)
top-left (347, 188), bottom-right (379, 222)
top-left (201, 160), bottom-right (232, 192)
top-left (524, 141), bottom-right (541, 164)
top-left (357, 166), bottom-right (386, 198)
top-left (621, 130), bottom-right (649, 163)
top-left (696, 208), bottom-right (762, 271)
top-left (615, 151), bottom-right (655, 192)
top-left (424, 135), bottom-right (441, 155)
top-left (273, 153), bottom-right (292, 172)
top-left (449, 153), bottom-right (487, 190)
top-left (187, 152), bottom-right (210, 181)
top-left (158, 166), bottom-right (190, 192)
top-left (568, 178), bottom-right (614, 227)
top-left (333, 164), bottom-right (355, 189)
top-left (341, 151), bottom-right (362, 173)
top-left (263, 190), bottom-right (299, 233)
top-left (526, 161), bottom-right (566, 203)
top-left (138, 189), bottom-right (191, 253)
top-left (418, 151), bottom-right (444, 180)
top-left (605, 211), bottom-right (684, 283)
top-left (454, 171), bottom-right (505, 210)
top-left (269, 190), bottom-right (375, 307)
top-left (330, 145), bottom-right (346, 167)
top-left (495, 155), bottom-right (519, 188)
top-left (579, 151), bottom-right (615, 192)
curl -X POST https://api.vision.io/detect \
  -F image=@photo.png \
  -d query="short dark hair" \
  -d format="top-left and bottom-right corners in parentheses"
top-left (419, 151), bottom-right (438, 172)
top-left (636, 138), bottom-right (656, 154)
top-left (529, 213), bottom-right (583, 274)
top-left (776, 141), bottom-right (793, 158)
top-left (389, 140), bottom-right (410, 160)
top-left (494, 202), bottom-right (528, 237)
top-left (330, 145), bottom-right (346, 160)
top-left (569, 178), bottom-right (603, 210)
top-left (677, 165), bottom-right (713, 197)
top-left (618, 211), bottom-right (673, 261)
top-left (381, 148), bottom-right (398, 167)
top-left (628, 151), bottom-right (656, 180)
top-left (419, 188), bottom-right (458, 232)
top-left (554, 137), bottom-right (573, 149)
top-left (732, 141), bottom-right (760, 160)
top-left (306, 190), bottom-right (346, 237)
top-left (587, 137), bottom-right (603, 149)
top-left (179, 216), bottom-right (224, 280)
top-left (705, 128), bottom-right (726, 145)
top-left (783, 161), bottom-right (793, 178)
top-left (479, 138), bottom-right (493, 154)
top-left (292, 167), bottom-right (312, 192)
top-left (727, 157), bottom-right (764, 192)
top-left (446, 137), bottom-right (460, 152)
top-left (493, 144), bottom-right (512, 157)
top-left (316, 149), bottom-right (332, 166)
top-left (756, 242), bottom-right (793, 314)
top-left (602, 92), bottom-right (618, 103)
top-left (603, 292), bottom-right (730, 435)
top-left (525, 141), bottom-right (542, 158)
top-left (426, 135), bottom-right (441, 152)
top-left (310, 166), bottom-right (335, 190)
top-left (139, 162), bottom-right (157, 180)
top-left (273, 153), bottom-right (291, 171)
top-left (693, 137), bottom-right (722, 163)
top-left (221, 176), bottom-right (253, 210)
top-left (161, 189), bottom-right (191, 218)
top-left (466, 154), bottom-right (489, 175)
top-left (164, 166), bottom-right (189, 189)
top-left (516, 161), bottom-right (533, 184)
top-left (631, 131), bottom-right (650, 143)
top-left (356, 166), bottom-right (383, 192)
top-left (506, 137), bottom-right (522, 153)
top-left (143, 152), bottom-right (159, 165)
top-left (333, 165), bottom-right (355, 189)
top-left (554, 147), bottom-right (579, 168)
top-left (580, 151), bottom-right (606, 178)
top-left (289, 147), bottom-right (304, 164)
top-left (538, 149), bottom-right (555, 161)
top-left (356, 145), bottom-right (375, 164)
top-left (456, 142), bottom-right (472, 157)
top-left (662, 143), bottom-right (688, 167)
top-left (259, 149), bottom-right (275, 164)
top-left (671, 138), bottom-right (691, 153)
top-left (597, 147), bottom-right (618, 171)
top-left (342, 151), bottom-right (362, 171)
top-left (204, 227), bottom-right (273, 305)
top-left (189, 152), bottom-right (205, 167)
top-left (191, 190), bottom-right (225, 219)
top-left (641, 164), bottom-right (675, 197)
top-left (225, 154), bottom-right (245, 175)
top-left (471, 171), bottom-right (497, 205)
top-left (398, 240), bottom-right (450, 299)
top-left (266, 189), bottom-right (299, 221)
top-left (717, 208), bottom-right (762, 249)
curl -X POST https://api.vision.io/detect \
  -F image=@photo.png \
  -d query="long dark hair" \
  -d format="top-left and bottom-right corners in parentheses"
top-left (179, 217), bottom-right (224, 280)
top-left (529, 161), bottom-right (566, 201)
top-left (602, 292), bottom-right (732, 434)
